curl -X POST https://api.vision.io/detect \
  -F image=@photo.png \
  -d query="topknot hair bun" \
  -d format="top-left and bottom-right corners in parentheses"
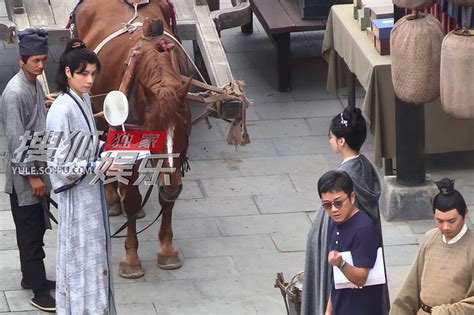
top-left (435, 178), bottom-right (455, 195)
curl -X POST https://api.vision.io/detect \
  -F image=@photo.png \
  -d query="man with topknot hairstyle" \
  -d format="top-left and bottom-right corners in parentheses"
top-left (390, 178), bottom-right (474, 315)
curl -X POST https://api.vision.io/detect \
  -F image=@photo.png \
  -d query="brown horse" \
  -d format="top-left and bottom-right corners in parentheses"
top-left (74, 0), bottom-right (191, 278)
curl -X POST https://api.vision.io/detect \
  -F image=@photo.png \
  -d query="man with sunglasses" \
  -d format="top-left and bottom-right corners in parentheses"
top-left (318, 170), bottom-right (384, 315)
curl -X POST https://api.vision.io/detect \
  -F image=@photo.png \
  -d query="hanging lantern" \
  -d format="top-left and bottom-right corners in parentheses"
top-left (391, 13), bottom-right (444, 104)
top-left (393, 0), bottom-right (436, 9)
top-left (440, 29), bottom-right (474, 118)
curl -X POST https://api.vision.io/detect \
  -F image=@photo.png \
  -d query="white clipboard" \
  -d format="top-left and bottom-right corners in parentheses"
top-left (333, 247), bottom-right (386, 289)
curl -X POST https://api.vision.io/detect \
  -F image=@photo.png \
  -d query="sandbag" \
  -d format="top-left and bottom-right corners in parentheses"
top-left (440, 31), bottom-right (474, 118)
top-left (393, 0), bottom-right (436, 9)
top-left (448, 0), bottom-right (474, 6)
top-left (391, 14), bottom-right (443, 104)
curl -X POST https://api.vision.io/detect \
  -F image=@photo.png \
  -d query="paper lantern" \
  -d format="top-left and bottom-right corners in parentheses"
top-left (440, 29), bottom-right (474, 118)
top-left (391, 14), bottom-right (444, 104)
top-left (393, 0), bottom-right (436, 9)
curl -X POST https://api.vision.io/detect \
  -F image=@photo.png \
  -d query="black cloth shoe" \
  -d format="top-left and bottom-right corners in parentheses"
top-left (21, 278), bottom-right (56, 290)
top-left (30, 293), bottom-right (55, 313)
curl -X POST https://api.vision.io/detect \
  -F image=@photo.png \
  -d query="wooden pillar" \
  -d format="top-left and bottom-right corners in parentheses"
top-left (394, 5), bottom-right (425, 186)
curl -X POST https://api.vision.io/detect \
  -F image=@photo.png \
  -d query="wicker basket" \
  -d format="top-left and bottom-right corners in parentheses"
top-left (440, 30), bottom-right (474, 118)
top-left (448, 0), bottom-right (474, 6)
top-left (393, 0), bottom-right (437, 9)
top-left (391, 13), bottom-right (443, 104)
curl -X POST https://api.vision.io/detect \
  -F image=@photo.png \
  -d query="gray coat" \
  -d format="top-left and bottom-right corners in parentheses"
top-left (0, 69), bottom-right (51, 206)
top-left (301, 154), bottom-right (389, 315)
top-left (47, 91), bottom-right (116, 315)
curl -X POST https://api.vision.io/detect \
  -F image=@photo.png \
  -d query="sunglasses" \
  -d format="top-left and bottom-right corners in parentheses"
top-left (321, 195), bottom-right (349, 210)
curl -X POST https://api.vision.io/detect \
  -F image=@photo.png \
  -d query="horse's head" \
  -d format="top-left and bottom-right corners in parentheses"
top-left (133, 40), bottom-right (191, 202)
top-left (135, 42), bottom-right (190, 132)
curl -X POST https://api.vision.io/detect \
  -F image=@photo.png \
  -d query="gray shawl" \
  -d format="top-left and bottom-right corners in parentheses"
top-left (301, 154), bottom-right (389, 315)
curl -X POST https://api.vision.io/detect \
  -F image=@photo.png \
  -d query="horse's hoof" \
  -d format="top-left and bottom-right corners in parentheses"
top-left (118, 261), bottom-right (144, 279)
top-left (108, 203), bottom-right (122, 216)
top-left (157, 253), bottom-right (182, 270)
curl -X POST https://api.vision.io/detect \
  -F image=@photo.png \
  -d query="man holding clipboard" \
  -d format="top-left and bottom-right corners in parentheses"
top-left (318, 170), bottom-right (385, 315)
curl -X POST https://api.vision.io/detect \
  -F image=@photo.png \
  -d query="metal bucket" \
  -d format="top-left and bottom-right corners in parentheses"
top-left (274, 272), bottom-right (304, 315)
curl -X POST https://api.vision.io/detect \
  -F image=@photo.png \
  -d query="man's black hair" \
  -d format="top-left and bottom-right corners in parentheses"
top-left (20, 55), bottom-right (30, 64)
top-left (317, 170), bottom-right (354, 198)
top-left (433, 178), bottom-right (467, 217)
top-left (56, 38), bottom-right (101, 93)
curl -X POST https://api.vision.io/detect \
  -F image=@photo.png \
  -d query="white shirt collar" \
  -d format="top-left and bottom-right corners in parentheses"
top-left (342, 154), bottom-right (360, 165)
top-left (442, 224), bottom-right (468, 244)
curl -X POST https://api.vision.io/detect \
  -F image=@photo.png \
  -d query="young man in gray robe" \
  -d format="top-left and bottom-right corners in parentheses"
top-left (46, 39), bottom-right (116, 315)
top-left (0, 28), bottom-right (55, 312)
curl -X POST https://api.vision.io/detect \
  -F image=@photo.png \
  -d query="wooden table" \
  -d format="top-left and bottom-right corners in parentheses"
top-left (250, 0), bottom-right (326, 92)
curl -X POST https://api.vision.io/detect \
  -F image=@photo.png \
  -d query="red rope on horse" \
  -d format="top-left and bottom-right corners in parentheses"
top-left (157, 38), bottom-right (174, 52)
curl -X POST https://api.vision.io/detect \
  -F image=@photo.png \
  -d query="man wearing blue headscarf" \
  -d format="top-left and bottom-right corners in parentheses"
top-left (0, 28), bottom-right (55, 312)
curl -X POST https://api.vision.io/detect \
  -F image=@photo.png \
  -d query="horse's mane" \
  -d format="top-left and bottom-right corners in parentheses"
top-left (136, 44), bottom-right (184, 130)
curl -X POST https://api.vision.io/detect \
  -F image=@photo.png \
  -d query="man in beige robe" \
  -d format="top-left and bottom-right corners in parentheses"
top-left (390, 178), bottom-right (474, 315)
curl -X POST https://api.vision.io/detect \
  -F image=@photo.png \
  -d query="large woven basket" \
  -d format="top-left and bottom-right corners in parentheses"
top-left (391, 14), bottom-right (443, 104)
top-left (440, 30), bottom-right (474, 118)
top-left (448, 0), bottom-right (474, 6)
top-left (393, 0), bottom-right (437, 9)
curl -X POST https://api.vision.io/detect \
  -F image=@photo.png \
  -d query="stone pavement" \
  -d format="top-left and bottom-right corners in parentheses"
top-left (1, 1), bottom-right (474, 314)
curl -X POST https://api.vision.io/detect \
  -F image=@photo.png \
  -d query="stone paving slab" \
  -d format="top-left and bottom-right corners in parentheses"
top-left (290, 83), bottom-right (340, 102)
top-left (110, 217), bottom-right (222, 243)
top-left (173, 196), bottom-right (260, 218)
top-left (386, 264), bottom-right (411, 302)
top-left (217, 213), bottom-right (311, 237)
top-left (3, 290), bottom-right (37, 312)
top-left (271, 232), bottom-right (308, 252)
top-left (0, 211), bottom-right (14, 230)
top-left (243, 86), bottom-right (297, 104)
top-left (237, 155), bottom-right (330, 177)
top-left (382, 225), bottom-right (419, 246)
top-left (384, 245), bottom-right (420, 266)
top-left (116, 303), bottom-right (157, 315)
top-left (407, 220), bottom-right (437, 234)
top-left (142, 256), bottom-right (239, 282)
top-left (177, 235), bottom-right (278, 258)
top-left (254, 192), bottom-right (318, 214)
top-left (272, 135), bottom-right (333, 156)
top-left (153, 298), bottom-right (267, 315)
top-left (184, 159), bottom-right (243, 180)
top-left (188, 138), bottom-right (278, 161)
top-left (114, 280), bottom-right (202, 305)
top-left (200, 174), bottom-right (296, 197)
top-left (254, 99), bottom-right (343, 120)
top-left (0, 292), bottom-right (8, 312)
top-left (244, 118), bottom-right (314, 139)
top-left (232, 252), bottom-right (306, 276)
top-left (198, 274), bottom-right (279, 299)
